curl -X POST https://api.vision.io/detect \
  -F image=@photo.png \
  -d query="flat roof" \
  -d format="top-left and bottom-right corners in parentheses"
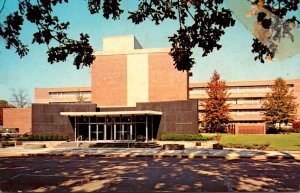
top-left (60, 110), bottom-right (162, 117)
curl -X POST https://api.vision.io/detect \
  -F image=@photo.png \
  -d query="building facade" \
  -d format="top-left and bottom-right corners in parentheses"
top-left (189, 79), bottom-right (300, 131)
top-left (3, 35), bottom-right (198, 141)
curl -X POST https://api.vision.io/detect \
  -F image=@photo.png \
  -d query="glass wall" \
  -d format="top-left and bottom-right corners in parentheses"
top-left (73, 115), bottom-right (157, 142)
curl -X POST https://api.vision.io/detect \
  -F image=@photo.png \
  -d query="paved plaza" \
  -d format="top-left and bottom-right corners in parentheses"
top-left (0, 156), bottom-right (300, 192)
top-left (1, 143), bottom-right (300, 192)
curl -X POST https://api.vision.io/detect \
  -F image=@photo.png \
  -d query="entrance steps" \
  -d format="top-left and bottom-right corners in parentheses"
top-left (89, 142), bottom-right (161, 148)
top-left (55, 141), bottom-right (161, 149)
top-left (55, 142), bottom-right (91, 149)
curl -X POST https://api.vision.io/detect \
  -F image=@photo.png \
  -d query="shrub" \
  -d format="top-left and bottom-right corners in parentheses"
top-left (63, 135), bottom-right (69, 141)
top-left (223, 143), bottom-right (270, 150)
top-left (28, 135), bottom-right (34, 141)
top-left (160, 134), bottom-right (214, 141)
top-left (58, 135), bottom-right (64, 140)
top-left (16, 134), bottom-right (68, 141)
top-left (49, 135), bottom-right (54, 141)
top-left (33, 135), bottom-right (39, 141)
top-left (53, 134), bottom-right (58, 140)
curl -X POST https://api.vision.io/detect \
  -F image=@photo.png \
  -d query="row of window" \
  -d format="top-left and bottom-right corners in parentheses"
top-left (199, 109), bottom-right (264, 115)
top-left (226, 98), bottom-right (264, 105)
top-left (49, 91), bottom-right (91, 99)
top-left (190, 84), bottom-right (294, 93)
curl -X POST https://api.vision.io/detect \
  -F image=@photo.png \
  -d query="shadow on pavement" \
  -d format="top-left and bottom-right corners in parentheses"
top-left (0, 156), bottom-right (300, 192)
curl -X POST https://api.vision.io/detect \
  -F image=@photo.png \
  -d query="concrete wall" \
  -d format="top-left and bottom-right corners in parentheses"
top-left (103, 35), bottom-right (142, 52)
top-left (32, 104), bottom-right (97, 140)
top-left (3, 108), bottom-right (32, 134)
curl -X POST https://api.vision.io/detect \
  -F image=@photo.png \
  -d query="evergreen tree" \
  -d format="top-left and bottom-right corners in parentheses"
top-left (262, 78), bottom-right (298, 130)
top-left (202, 70), bottom-right (230, 133)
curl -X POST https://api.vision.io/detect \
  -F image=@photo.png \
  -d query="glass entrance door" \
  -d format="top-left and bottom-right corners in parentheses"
top-left (115, 124), bottom-right (132, 141)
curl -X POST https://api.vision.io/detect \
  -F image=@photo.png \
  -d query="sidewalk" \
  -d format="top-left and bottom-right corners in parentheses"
top-left (1, 145), bottom-right (300, 160)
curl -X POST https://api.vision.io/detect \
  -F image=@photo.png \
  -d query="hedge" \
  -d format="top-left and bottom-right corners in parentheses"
top-left (160, 134), bottom-right (214, 141)
top-left (223, 143), bottom-right (270, 150)
top-left (17, 134), bottom-right (69, 141)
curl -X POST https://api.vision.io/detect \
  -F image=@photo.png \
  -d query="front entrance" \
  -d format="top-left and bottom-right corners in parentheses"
top-left (74, 115), bottom-right (157, 142)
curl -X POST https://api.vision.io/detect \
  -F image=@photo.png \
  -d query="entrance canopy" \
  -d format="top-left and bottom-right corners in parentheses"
top-left (60, 110), bottom-right (162, 142)
top-left (60, 110), bottom-right (162, 117)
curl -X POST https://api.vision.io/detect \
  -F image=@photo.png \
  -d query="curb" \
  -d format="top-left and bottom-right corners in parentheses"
top-left (1, 152), bottom-right (300, 160)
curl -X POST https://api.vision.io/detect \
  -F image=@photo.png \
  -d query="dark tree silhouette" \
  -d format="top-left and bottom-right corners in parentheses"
top-left (0, 0), bottom-right (299, 70)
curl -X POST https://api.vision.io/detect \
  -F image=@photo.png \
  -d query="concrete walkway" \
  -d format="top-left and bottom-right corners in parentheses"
top-left (1, 143), bottom-right (300, 160)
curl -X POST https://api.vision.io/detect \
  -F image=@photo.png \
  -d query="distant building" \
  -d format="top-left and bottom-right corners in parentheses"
top-left (3, 35), bottom-right (198, 141)
top-left (189, 79), bottom-right (300, 133)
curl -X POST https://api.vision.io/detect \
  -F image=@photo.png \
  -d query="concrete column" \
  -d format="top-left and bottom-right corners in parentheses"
top-left (151, 116), bottom-right (154, 141)
top-left (104, 124), bottom-right (107, 140)
top-left (130, 124), bottom-right (133, 141)
top-left (88, 117), bottom-right (91, 141)
top-left (96, 124), bottom-right (99, 141)
top-left (145, 115), bottom-right (148, 142)
top-left (122, 124), bottom-right (124, 141)
top-left (114, 124), bottom-right (116, 141)
top-left (74, 117), bottom-right (77, 141)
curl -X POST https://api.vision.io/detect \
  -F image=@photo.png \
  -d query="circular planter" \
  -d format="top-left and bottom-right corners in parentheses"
top-left (213, 143), bottom-right (223, 150)
top-left (162, 144), bottom-right (184, 150)
top-left (195, 142), bottom-right (201, 146)
top-left (23, 144), bottom-right (46, 149)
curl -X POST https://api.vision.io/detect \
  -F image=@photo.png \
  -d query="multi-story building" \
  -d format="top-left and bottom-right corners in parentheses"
top-left (189, 79), bottom-right (300, 133)
top-left (3, 35), bottom-right (198, 141)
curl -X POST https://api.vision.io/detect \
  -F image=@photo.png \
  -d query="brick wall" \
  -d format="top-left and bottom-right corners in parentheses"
top-left (3, 108), bottom-right (32, 134)
top-left (227, 124), bottom-right (266, 134)
top-left (101, 100), bottom-right (198, 138)
top-left (32, 104), bottom-right (97, 140)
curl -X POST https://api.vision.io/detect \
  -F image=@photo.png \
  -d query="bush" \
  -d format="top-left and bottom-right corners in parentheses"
top-left (160, 133), bottom-right (214, 141)
top-left (28, 135), bottom-right (34, 141)
top-left (17, 134), bottom-right (68, 141)
top-left (53, 134), bottom-right (58, 140)
top-left (223, 143), bottom-right (270, 150)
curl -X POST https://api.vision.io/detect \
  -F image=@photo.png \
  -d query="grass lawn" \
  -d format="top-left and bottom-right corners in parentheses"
top-left (201, 133), bottom-right (300, 151)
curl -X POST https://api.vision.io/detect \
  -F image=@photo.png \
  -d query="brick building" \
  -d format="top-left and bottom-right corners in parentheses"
top-left (3, 35), bottom-right (198, 141)
top-left (189, 79), bottom-right (300, 134)
top-left (3, 35), bottom-right (299, 137)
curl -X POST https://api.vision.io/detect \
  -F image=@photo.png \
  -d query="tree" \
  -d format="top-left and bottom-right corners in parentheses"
top-left (76, 90), bottom-right (86, 103)
top-left (10, 89), bottom-right (31, 108)
top-left (0, 1), bottom-right (298, 71)
top-left (262, 78), bottom-right (298, 130)
top-left (202, 70), bottom-right (230, 133)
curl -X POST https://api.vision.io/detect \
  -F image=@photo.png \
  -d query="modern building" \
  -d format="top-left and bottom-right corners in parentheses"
top-left (3, 35), bottom-right (198, 141)
top-left (189, 79), bottom-right (300, 133)
top-left (3, 36), bottom-right (300, 136)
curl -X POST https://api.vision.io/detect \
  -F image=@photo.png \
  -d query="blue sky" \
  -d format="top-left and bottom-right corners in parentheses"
top-left (0, 1), bottom-right (299, 103)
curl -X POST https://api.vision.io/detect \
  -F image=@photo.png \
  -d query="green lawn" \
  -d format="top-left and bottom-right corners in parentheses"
top-left (201, 133), bottom-right (300, 151)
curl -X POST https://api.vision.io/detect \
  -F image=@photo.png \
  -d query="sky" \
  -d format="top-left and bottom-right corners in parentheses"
top-left (0, 0), bottom-right (299, 103)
